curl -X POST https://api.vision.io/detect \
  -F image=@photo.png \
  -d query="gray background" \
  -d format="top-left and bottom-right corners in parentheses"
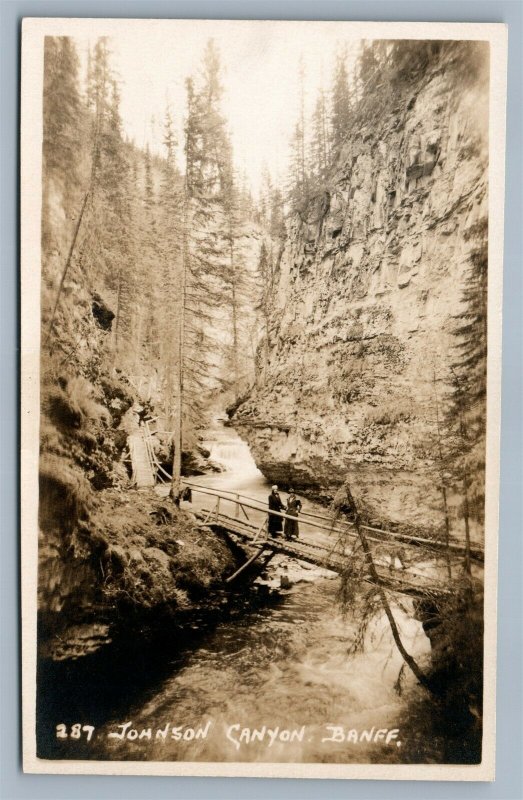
top-left (1, 1), bottom-right (521, 798)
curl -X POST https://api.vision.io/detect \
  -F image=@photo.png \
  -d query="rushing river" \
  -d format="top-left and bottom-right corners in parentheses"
top-left (38, 420), bottom-right (478, 765)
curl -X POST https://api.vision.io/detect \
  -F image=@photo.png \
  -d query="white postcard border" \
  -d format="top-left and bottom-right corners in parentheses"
top-left (21, 17), bottom-right (508, 781)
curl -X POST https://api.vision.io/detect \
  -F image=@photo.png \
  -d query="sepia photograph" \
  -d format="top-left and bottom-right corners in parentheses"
top-left (21, 18), bottom-right (507, 780)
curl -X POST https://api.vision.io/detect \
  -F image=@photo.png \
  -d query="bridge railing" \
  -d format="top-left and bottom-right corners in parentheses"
top-left (132, 417), bottom-right (483, 564)
top-left (134, 421), bottom-right (483, 564)
top-left (181, 481), bottom-right (355, 540)
top-left (181, 479), bottom-right (342, 526)
top-left (180, 479), bottom-right (483, 562)
top-left (182, 485), bottom-right (466, 597)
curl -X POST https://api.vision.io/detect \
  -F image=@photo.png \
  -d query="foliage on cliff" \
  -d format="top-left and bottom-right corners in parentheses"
top-left (288, 40), bottom-right (488, 211)
top-left (39, 36), bottom-right (245, 633)
top-left (38, 485), bottom-right (236, 660)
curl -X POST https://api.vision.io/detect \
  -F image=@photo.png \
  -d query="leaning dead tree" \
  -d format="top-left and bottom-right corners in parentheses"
top-left (329, 482), bottom-right (437, 695)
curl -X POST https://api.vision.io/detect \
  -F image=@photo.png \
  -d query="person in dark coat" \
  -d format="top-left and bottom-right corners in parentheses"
top-left (284, 488), bottom-right (302, 540)
top-left (268, 485), bottom-right (285, 537)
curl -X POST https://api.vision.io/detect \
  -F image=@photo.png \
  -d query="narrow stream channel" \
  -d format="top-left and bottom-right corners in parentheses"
top-left (38, 421), bottom-right (476, 765)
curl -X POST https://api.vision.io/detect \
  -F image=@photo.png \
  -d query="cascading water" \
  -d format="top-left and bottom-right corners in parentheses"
top-left (197, 418), bottom-right (270, 497)
top-left (208, 439), bottom-right (261, 477)
top-left (41, 419), bottom-right (476, 765)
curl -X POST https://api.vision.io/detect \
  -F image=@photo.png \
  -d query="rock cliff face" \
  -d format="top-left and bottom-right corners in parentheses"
top-left (234, 45), bottom-right (488, 534)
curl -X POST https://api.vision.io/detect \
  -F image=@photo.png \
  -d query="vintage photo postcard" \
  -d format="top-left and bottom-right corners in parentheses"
top-left (21, 18), bottom-right (507, 780)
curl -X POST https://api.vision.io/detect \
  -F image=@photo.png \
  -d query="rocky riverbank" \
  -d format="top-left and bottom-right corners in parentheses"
top-left (38, 486), bottom-right (239, 661)
top-left (38, 345), bottom-right (238, 661)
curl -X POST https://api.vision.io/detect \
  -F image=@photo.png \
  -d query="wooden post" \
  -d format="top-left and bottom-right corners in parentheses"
top-left (235, 493), bottom-right (240, 518)
top-left (253, 518), bottom-right (267, 544)
top-left (225, 545), bottom-right (267, 584)
top-left (215, 496), bottom-right (221, 524)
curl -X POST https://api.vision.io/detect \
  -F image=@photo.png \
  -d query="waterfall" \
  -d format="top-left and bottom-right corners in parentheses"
top-left (208, 439), bottom-right (261, 476)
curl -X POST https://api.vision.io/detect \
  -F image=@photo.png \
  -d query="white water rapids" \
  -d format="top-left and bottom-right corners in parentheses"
top-left (86, 420), bottom-right (464, 764)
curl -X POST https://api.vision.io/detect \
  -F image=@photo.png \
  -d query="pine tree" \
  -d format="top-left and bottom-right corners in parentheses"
top-left (269, 186), bottom-right (286, 241)
top-left (446, 219), bottom-right (488, 572)
top-left (310, 86), bottom-right (330, 183)
top-left (254, 239), bottom-right (273, 383)
top-left (138, 143), bottom-right (162, 368)
top-left (168, 41), bottom-right (234, 499)
top-left (221, 152), bottom-right (254, 401)
top-left (42, 36), bottom-right (89, 349)
top-left (259, 165), bottom-right (272, 228)
top-left (91, 71), bottom-right (136, 361)
top-left (330, 47), bottom-right (351, 156)
top-left (297, 57), bottom-right (307, 187)
top-left (43, 37), bottom-right (83, 191)
top-left (155, 108), bottom-right (186, 498)
top-left (288, 57), bottom-right (309, 207)
top-left (144, 143), bottom-right (154, 203)
top-left (65, 38), bottom-right (138, 365)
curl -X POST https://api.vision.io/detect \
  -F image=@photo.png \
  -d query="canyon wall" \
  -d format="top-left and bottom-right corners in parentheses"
top-left (233, 44), bottom-right (489, 535)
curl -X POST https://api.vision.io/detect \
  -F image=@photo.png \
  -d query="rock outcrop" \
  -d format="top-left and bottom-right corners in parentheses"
top-left (233, 43), bottom-right (489, 534)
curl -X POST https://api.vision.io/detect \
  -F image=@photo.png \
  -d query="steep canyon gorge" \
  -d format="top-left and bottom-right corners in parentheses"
top-left (32, 35), bottom-right (491, 765)
top-left (234, 43), bottom-right (488, 538)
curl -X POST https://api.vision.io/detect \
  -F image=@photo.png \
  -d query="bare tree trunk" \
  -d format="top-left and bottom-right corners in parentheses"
top-left (45, 189), bottom-right (90, 350)
top-left (354, 515), bottom-right (435, 693)
top-left (170, 187), bottom-right (189, 506)
top-left (113, 268), bottom-right (122, 358)
top-left (462, 479), bottom-right (472, 576)
top-left (433, 371), bottom-right (452, 579)
top-left (440, 485), bottom-right (452, 579)
top-left (229, 240), bottom-right (240, 401)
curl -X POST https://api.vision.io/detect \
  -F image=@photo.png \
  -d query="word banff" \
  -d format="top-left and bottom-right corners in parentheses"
top-left (226, 724), bottom-right (402, 750)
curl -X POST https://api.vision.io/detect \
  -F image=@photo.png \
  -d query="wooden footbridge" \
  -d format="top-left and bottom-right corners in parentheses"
top-left (180, 481), bottom-right (483, 600)
top-left (127, 423), bottom-right (483, 600)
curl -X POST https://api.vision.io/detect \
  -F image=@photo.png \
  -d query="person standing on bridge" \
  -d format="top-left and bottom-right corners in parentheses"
top-left (284, 489), bottom-right (302, 540)
top-left (268, 485), bottom-right (285, 538)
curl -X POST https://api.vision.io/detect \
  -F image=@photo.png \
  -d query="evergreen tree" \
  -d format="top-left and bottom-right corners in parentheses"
top-left (43, 37), bottom-right (83, 187)
top-left (168, 40), bottom-right (235, 498)
top-left (98, 75), bottom-right (135, 360)
top-left (138, 143), bottom-right (163, 368)
top-left (156, 108), bottom-right (186, 495)
top-left (330, 47), bottom-right (351, 156)
top-left (221, 148), bottom-right (254, 400)
top-left (42, 36), bottom-right (88, 348)
top-left (144, 142), bottom-right (154, 203)
top-left (254, 239), bottom-right (274, 383)
top-left (259, 165), bottom-right (273, 228)
top-left (297, 57), bottom-right (307, 186)
top-left (70, 38), bottom-right (138, 364)
top-left (42, 35), bottom-right (84, 237)
top-left (446, 219), bottom-right (488, 572)
top-left (288, 58), bottom-right (309, 207)
top-left (269, 185), bottom-right (286, 241)
top-left (311, 86), bottom-right (330, 183)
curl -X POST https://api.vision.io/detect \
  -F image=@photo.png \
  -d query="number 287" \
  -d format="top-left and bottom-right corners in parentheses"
top-left (56, 724), bottom-right (95, 741)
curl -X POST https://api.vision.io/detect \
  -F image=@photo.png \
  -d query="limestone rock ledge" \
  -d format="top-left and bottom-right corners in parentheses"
top-left (233, 44), bottom-right (488, 535)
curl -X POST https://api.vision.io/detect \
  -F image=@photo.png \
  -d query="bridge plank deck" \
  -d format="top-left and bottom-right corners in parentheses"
top-left (195, 509), bottom-right (452, 599)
